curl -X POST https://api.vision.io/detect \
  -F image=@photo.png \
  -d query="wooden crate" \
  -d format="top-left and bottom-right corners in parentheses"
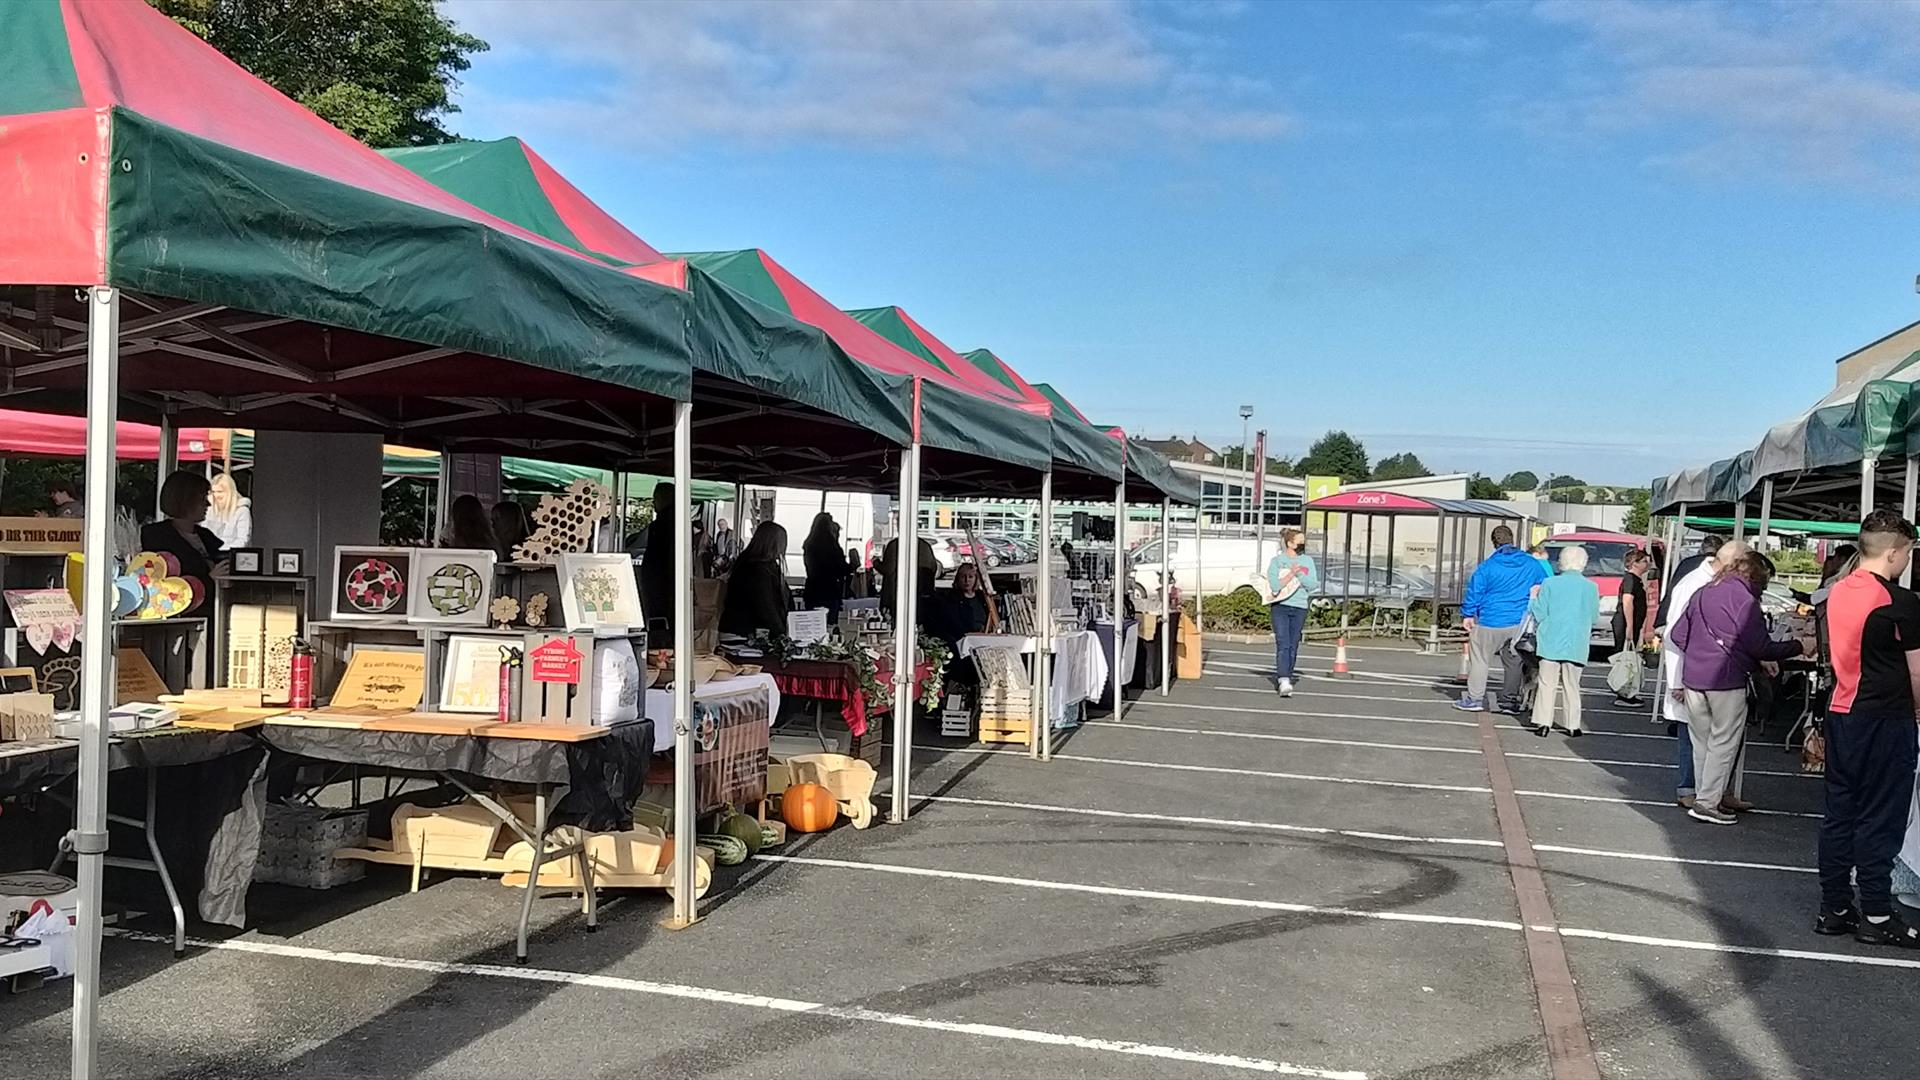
top-left (977, 688), bottom-right (1034, 746)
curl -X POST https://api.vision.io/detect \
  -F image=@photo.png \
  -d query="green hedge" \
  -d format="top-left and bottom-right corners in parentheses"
top-left (1185, 591), bottom-right (1445, 635)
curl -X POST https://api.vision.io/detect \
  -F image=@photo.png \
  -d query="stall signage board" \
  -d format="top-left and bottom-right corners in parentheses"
top-left (529, 638), bottom-right (583, 684)
top-left (330, 648), bottom-right (426, 710)
top-left (0, 517), bottom-right (82, 555)
top-left (115, 648), bottom-right (170, 704)
top-left (786, 609), bottom-right (829, 646)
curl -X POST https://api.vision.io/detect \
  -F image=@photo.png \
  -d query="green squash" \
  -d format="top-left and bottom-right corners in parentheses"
top-left (718, 808), bottom-right (765, 854)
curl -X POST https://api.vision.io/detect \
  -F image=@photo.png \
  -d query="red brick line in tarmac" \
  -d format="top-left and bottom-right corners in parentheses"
top-left (1476, 712), bottom-right (1604, 1080)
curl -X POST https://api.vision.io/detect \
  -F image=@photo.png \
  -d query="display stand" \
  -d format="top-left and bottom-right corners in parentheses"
top-left (211, 573), bottom-right (311, 688)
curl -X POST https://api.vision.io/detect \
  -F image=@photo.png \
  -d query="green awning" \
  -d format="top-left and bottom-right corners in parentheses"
top-left (1683, 515), bottom-right (1860, 537)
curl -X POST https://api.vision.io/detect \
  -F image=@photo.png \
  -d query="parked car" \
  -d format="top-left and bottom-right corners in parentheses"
top-left (1540, 530), bottom-right (1666, 646)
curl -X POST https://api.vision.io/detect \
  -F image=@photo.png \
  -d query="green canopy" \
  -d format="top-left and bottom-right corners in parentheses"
top-left (1683, 515), bottom-right (1860, 537)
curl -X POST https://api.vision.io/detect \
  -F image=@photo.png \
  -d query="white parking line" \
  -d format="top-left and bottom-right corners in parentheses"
top-left (921, 794), bottom-right (1811, 873)
top-left (925, 747), bottom-right (1823, 818)
top-left (108, 931), bottom-right (1363, 1079)
top-left (761, 855), bottom-right (1920, 972)
top-left (1130, 698), bottom-right (1481, 730)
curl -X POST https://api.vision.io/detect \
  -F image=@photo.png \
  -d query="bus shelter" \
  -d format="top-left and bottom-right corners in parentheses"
top-left (1301, 491), bottom-right (1524, 647)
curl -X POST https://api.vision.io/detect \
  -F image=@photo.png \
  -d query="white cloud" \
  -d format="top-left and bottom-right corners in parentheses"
top-left (444, 0), bottom-right (1295, 158)
top-left (1517, 0), bottom-right (1920, 189)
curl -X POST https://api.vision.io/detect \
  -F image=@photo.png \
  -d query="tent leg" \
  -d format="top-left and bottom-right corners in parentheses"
top-left (1113, 479), bottom-right (1126, 718)
top-left (667, 401), bottom-right (697, 928)
top-left (1193, 501), bottom-right (1204, 662)
top-left (1903, 461), bottom-right (1919, 588)
top-left (156, 411), bottom-right (178, 519)
top-left (72, 287), bottom-right (120, 1080)
top-left (1427, 511), bottom-right (1445, 654)
top-left (1033, 470), bottom-right (1053, 760)
top-left (1159, 498), bottom-right (1171, 698)
top-left (1732, 499), bottom-right (1746, 542)
top-left (1757, 480), bottom-right (1774, 548)
top-left (613, 470), bottom-right (628, 549)
top-left (1862, 457), bottom-right (1877, 517)
top-left (1649, 503), bottom-right (1686, 724)
top-left (889, 441), bottom-right (922, 823)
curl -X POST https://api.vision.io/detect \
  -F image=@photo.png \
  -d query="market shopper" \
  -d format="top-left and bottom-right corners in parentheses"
top-left (1526, 545), bottom-right (1600, 737)
top-left (1815, 511), bottom-right (1920, 946)
top-left (491, 499), bottom-right (531, 562)
top-left (1266, 527), bottom-right (1318, 698)
top-left (720, 521), bottom-right (792, 638)
top-left (441, 494), bottom-right (496, 552)
top-left (1454, 525), bottom-right (1549, 713)
top-left (48, 477), bottom-right (84, 520)
top-left (944, 562), bottom-right (1001, 640)
top-left (640, 482), bottom-right (678, 636)
top-left (1612, 548), bottom-right (1653, 705)
top-left (803, 512), bottom-right (851, 618)
top-left (1669, 551), bottom-right (1805, 826)
top-left (1656, 536), bottom-right (1728, 806)
top-left (205, 471), bottom-right (252, 549)
top-left (879, 534), bottom-right (939, 619)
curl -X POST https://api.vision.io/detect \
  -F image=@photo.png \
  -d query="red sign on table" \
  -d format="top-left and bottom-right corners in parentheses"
top-left (528, 637), bottom-right (583, 684)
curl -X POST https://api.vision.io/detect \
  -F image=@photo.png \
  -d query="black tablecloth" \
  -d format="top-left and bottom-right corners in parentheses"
top-left (0, 727), bottom-right (259, 797)
top-left (258, 720), bottom-right (655, 832)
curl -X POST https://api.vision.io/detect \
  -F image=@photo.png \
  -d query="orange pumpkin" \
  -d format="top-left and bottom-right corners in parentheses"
top-left (781, 783), bottom-right (839, 833)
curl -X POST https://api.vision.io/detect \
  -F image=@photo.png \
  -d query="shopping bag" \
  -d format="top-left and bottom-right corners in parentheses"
top-left (1607, 649), bottom-right (1644, 700)
top-left (14, 900), bottom-right (73, 978)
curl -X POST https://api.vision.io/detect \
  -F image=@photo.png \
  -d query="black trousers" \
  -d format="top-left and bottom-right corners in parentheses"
top-left (1818, 710), bottom-right (1919, 917)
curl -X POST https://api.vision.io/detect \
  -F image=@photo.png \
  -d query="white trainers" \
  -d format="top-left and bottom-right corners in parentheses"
top-left (1278, 678), bottom-right (1294, 698)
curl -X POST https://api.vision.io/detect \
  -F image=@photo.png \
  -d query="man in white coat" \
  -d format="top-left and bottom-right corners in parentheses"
top-left (1659, 539), bottom-right (1747, 809)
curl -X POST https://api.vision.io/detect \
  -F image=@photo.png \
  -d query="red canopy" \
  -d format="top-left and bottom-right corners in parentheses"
top-left (1305, 491), bottom-right (1513, 516)
top-left (0, 408), bottom-right (211, 460)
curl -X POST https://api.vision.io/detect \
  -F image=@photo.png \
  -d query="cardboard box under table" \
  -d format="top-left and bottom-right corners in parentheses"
top-left (258, 717), bottom-right (654, 962)
top-left (0, 727), bottom-right (266, 957)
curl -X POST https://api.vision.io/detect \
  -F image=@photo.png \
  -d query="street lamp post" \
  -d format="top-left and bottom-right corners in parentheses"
top-left (1238, 405), bottom-right (1254, 530)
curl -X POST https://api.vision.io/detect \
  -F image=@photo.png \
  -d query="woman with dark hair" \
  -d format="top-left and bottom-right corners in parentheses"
top-left (141, 471), bottom-right (226, 614)
top-left (802, 512), bottom-right (850, 618)
top-left (943, 562), bottom-right (1000, 640)
top-left (491, 500), bottom-right (532, 562)
top-left (1671, 551), bottom-right (1808, 826)
top-left (640, 482), bottom-right (676, 635)
top-left (721, 521), bottom-right (792, 637)
top-left (441, 494), bottom-right (496, 552)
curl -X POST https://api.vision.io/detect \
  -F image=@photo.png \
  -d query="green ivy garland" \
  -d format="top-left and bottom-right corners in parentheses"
top-left (916, 631), bottom-right (951, 711)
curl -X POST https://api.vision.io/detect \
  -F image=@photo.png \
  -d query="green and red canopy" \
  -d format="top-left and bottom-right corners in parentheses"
top-left (0, 0), bottom-right (691, 419)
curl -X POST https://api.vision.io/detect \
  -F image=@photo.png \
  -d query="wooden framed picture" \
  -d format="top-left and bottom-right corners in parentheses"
top-left (330, 546), bottom-right (415, 621)
top-left (273, 548), bottom-right (304, 575)
top-left (408, 548), bottom-right (497, 626)
top-left (230, 547), bottom-right (264, 575)
top-left (440, 634), bottom-right (506, 713)
top-left (555, 553), bottom-right (642, 631)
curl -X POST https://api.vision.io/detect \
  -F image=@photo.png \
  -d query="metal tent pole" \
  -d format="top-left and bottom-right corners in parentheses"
top-left (1427, 511), bottom-right (1445, 653)
top-left (666, 402), bottom-right (697, 927)
top-left (889, 440), bottom-right (922, 823)
top-left (1904, 461), bottom-right (1918, 588)
top-left (155, 411), bottom-right (178, 518)
top-left (1193, 500), bottom-right (1204, 652)
top-left (1113, 478), bottom-right (1126, 718)
top-left (1732, 500), bottom-right (1747, 542)
top-left (1862, 457), bottom-right (1878, 517)
top-left (1159, 498), bottom-right (1171, 697)
top-left (1757, 480), bottom-right (1774, 547)
top-left (613, 470), bottom-right (628, 550)
top-left (72, 287), bottom-right (121, 1080)
top-left (1033, 470), bottom-right (1053, 760)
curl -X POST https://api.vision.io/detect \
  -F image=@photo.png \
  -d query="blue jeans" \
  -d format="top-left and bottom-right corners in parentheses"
top-left (1672, 722), bottom-right (1696, 797)
top-left (1271, 603), bottom-right (1307, 680)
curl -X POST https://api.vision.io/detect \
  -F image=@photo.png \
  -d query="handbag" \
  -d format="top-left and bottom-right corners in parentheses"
top-left (1512, 613), bottom-right (1538, 657)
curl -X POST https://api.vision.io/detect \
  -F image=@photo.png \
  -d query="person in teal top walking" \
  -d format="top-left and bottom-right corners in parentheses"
top-left (1526, 545), bottom-right (1601, 737)
top-left (1267, 527), bottom-right (1320, 697)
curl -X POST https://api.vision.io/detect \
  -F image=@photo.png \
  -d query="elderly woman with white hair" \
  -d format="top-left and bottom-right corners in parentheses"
top-left (1525, 544), bottom-right (1601, 737)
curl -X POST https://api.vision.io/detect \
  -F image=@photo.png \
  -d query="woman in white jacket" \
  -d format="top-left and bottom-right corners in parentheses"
top-left (205, 472), bottom-right (253, 550)
top-left (1658, 539), bottom-right (1746, 809)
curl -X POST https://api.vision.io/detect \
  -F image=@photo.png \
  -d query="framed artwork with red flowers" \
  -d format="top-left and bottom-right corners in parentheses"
top-left (331, 546), bottom-right (415, 622)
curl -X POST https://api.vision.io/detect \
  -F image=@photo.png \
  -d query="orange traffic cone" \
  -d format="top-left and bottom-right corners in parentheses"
top-left (1457, 638), bottom-right (1471, 683)
top-left (1333, 636), bottom-right (1351, 677)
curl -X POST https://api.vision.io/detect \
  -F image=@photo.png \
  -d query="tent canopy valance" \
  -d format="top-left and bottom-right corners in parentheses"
top-left (0, 408), bottom-right (212, 460)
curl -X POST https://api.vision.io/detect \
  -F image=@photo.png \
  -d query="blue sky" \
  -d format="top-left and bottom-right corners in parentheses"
top-left (441, 0), bottom-right (1920, 486)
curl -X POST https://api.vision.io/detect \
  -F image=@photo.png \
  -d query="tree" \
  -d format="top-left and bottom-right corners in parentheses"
top-left (1498, 470), bottom-right (1538, 492)
top-left (152, 0), bottom-right (488, 147)
top-left (1466, 474), bottom-right (1505, 500)
top-left (1546, 474), bottom-right (1586, 490)
top-left (1296, 431), bottom-right (1370, 483)
top-left (1623, 489), bottom-right (1650, 537)
top-left (1371, 452), bottom-right (1431, 481)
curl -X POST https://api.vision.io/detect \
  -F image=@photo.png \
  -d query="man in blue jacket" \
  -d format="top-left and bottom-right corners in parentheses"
top-left (1455, 524), bottom-right (1550, 712)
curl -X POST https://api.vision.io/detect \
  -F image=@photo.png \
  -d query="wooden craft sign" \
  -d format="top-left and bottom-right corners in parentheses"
top-left (330, 648), bottom-right (426, 710)
top-left (529, 637), bottom-right (583, 684)
top-left (115, 648), bottom-right (170, 705)
top-left (0, 516), bottom-right (82, 555)
top-left (5, 589), bottom-right (80, 653)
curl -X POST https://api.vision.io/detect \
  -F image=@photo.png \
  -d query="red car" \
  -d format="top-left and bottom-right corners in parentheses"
top-left (1540, 530), bottom-right (1666, 646)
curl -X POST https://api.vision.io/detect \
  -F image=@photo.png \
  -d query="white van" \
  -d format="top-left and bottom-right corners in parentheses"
top-left (1129, 533), bottom-right (1271, 599)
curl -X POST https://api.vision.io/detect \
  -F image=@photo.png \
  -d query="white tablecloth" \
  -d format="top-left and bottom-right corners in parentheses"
top-left (642, 673), bottom-right (781, 752)
top-left (955, 630), bottom-right (1107, 724)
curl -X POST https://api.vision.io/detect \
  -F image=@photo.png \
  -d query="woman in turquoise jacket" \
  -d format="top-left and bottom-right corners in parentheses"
top-left (1268, 527), bottom-right (1319, 697)
top-left (1527, 545), bottom-right (1600, 737)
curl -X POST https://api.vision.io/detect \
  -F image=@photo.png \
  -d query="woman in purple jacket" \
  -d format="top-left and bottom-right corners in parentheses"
top-left (1669, 552), bottom-right (1807, 826)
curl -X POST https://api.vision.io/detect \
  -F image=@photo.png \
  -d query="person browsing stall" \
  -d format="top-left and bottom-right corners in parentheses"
top-left (48, 477), bottom-right (85, 521)
top-left (720, 521), bottom-right (792, 638)
top-left (803, 512), bottom-right (851, 619)
top-left (1266, 527), bottom-right (1318, 698)
top-left (205, 472), bottom-right (252, 549)
top-left (1526, 544), bottom-right (1601, 737)
top-left (441, 493), bottom-right (496, 552)
top-left (1815, 511), bottom-right (1920, 947)
top-left (1670, 551), bottom-right (1805, 826)
top-left (1454, 525), bottom-right (1549, 713)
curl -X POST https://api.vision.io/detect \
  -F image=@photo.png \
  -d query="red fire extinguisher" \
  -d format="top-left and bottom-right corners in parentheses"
top-left (289, 638), bottom-right (314, 709)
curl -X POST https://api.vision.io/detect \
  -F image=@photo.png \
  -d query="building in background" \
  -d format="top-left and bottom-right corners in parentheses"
top-left (1834, 319), bottom-right (1920, 388)
top-left (1135, 435), bottom-right (1220, 466)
